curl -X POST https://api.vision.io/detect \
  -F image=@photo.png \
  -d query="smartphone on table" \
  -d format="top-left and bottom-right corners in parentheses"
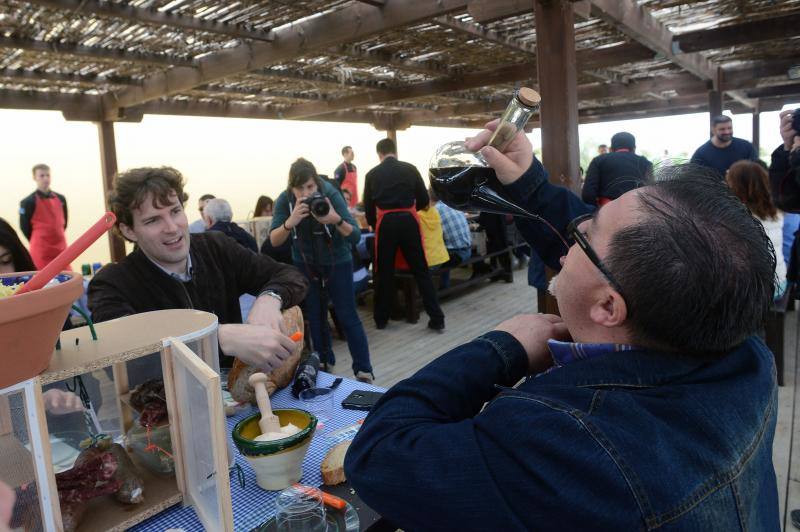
top-left (341, 390), bottom-right (384, 411)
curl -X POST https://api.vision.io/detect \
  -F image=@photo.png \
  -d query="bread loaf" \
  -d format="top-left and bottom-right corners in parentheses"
top-left (321, 440), bottom-right (351, 485)
top-left (227, 306), bottom-right (305, 403)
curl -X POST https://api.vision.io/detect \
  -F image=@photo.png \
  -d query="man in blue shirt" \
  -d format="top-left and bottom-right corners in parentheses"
top-left (346, 120), bottom-right (779, 530)
top-left (691, 114), bottom-right (758, 178)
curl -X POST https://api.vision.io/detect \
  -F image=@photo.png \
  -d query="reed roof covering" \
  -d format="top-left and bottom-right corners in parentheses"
top-left (0, 0), bottom-right (798, 127)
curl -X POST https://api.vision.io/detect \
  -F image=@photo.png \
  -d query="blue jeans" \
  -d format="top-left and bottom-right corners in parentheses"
top-left (439, 247), bottom-right (471, 289)
top-left (295, 260), bottom-right (373, 375)
top-left (784, 213), bottom-right (800, 268)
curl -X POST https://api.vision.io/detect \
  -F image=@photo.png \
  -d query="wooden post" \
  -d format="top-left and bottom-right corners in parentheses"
top-left (708, 90), bottom-right (723, 129)
top-left (534, 0), bottom-right (579, 315)
top-left (96, 121), bottom-right (126, 262)
top-left (752, 100), bottom-right (761, 158)
top-left (387, 128), bottom-right (397, 156)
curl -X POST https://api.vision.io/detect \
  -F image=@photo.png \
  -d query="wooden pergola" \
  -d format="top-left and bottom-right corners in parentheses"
top-left (2, 0), bottom-right (799, 266)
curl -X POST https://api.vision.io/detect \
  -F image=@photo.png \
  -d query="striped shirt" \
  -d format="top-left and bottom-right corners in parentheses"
top-left (546, 339), bottom-right (636, 370)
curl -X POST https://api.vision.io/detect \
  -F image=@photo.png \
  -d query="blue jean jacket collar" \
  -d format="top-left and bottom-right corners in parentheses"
top-left (530, 344), bottom-right (723, 389)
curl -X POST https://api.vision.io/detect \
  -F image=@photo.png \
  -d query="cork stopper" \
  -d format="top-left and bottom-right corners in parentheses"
top-left (517, 87), bottom-right (541, 107)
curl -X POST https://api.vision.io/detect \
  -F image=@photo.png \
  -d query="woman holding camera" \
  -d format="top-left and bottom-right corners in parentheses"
top-left (270, 158), bottom-right (374, 383)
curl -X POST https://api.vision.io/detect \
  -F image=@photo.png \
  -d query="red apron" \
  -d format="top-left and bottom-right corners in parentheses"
top-left (30, 193), bottom-right (68, 270)
top-left (373, 205), bottom-right (425, 272)
top-left (340, 164), bottom-right (359, 207)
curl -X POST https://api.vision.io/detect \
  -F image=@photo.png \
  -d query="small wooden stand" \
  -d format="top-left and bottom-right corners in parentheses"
top-left (0, 309), bottom-right (234, 532)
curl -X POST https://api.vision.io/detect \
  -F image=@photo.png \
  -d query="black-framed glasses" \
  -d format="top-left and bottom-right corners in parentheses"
top-left (566, 213), bottom-right (625, 297)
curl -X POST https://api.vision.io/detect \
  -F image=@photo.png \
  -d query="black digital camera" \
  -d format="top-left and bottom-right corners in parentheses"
top-left (793, 109), bottom-right (800, 135)
top-left (301, 192), bottom-right (330, 217)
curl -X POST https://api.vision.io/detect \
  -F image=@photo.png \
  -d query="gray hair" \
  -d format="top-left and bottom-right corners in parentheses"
top-left (204, 198), bottom-right (233, 223)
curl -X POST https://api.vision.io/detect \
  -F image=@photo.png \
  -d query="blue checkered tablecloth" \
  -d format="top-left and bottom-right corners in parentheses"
top-left (130, 372), bottom-right (384, 532)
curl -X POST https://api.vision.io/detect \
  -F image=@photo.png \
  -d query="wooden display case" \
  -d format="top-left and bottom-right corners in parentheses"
top-left (0, 309), bottom-right (234, 532)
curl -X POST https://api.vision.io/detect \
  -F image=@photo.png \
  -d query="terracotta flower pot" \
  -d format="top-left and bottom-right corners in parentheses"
top-left (0, 271), bottom-right (83, 388)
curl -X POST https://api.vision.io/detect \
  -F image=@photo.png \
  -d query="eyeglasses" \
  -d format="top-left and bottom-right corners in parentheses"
top-left (566, 213), bottom-right (625, 297)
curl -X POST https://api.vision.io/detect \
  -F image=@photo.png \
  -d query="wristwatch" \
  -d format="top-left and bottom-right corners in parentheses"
top-left (261, 290), bottom-right (283, 307)
top-left (336, 217), bottom-right (345, 227)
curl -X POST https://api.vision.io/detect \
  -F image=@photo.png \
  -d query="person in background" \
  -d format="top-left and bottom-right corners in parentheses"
top-left (334, 145), bottom-right (359, 207)
top-left (597, 144), bottom-right (608, 155)
top-left (254, 195), bottom-right (274, 217)
top-left (582, 132), bottom-right (652, 206)
top-left (783, 213), bottom-right (799, 270)
top-left (88, 167), bottom-right (307, 372)
top-left (19, 163), bottom-right (68, 269)
top-left (341, 189), bottom-right (354, 210)
top-left (270, 158), bottom-right (374, 383)
top-left (430, 187), bottom-right (472, 289)
top-left (364, 138), bottom-right (445, 332)
top-left (0, 217), bottom-right (99, 437)
top-left (771, 109), bottom-right (800, 283)
top-left (417, 202), bottom-right (449, 274)
top-left (691, 114), bottom-right (757, 178)
top-left (726, 160), bottom-right (786, 299)
top-left (0, 480), bottom-right (14, 532)
top-left (204, 198), bottom-right (258, 253)
top-left (0, 217), bottom-right (35, 274)
top-left (188, 193), bottom-right (215, 234)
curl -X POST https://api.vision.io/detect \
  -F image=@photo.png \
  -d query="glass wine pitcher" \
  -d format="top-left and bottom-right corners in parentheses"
top-left (429, 87), bottom-right (541, 219)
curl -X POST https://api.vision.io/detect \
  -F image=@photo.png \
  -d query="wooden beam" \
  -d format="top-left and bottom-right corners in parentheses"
top-left (535, 0), bottom-right (579, 316)
top-left (96, 121), bottom-right (127, 263)
top-left (746, 82), bottom-right (800, 99)
top-left (724, 58), bottom-right (800, 86)
top-left (191, 84), bottom-right (327, 101)
top-left (0, 36), bottom-right (193, 67)
top-left (252, 67), bottom-right (387, 89)
top-left (434, 15), bottom-right (536, 54)
top-left (588, 0), bottom-right (714, 81)
top-left (588, 0), bottom-right (755, 109)
top-left (535, 0), bottom-right (580, 191)
top-left (708, 90), bottom-right (723, 126)
top-left (135, 99), bottom-right (383, 124)
top-left (0, 67), bottom-right (138, 86)
top-left (333, 44), bottom-right (454, 77)
top-left (104, 0), bottom-right (471, 116)
top-left (468, 0), bottom-right (533, 24)
top-left (386, 129), bottom-right (398, 155)
top-left (0, 88), bottom-right (103, 116)
top-left (23, 0), bottom-right (274, 41)
top-left (274, 42), bottom-right (652, 120)
top-left (752, 101), bottom-right (761, 156)
top-left (672, 13), bottom-right (800, 53)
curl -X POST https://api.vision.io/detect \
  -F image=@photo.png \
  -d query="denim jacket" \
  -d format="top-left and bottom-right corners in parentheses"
top-left (345, 159), bottom-right (779, 531)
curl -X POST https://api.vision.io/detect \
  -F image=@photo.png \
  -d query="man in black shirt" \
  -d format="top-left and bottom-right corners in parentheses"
top-left (363, 139), bottom-right (445, 331)
top-left (88, 167), bottom-right (308, 371)
top-left (582, 132), bottom-right (653, 206)
top-left (690, 115), bottom-right (757, 178)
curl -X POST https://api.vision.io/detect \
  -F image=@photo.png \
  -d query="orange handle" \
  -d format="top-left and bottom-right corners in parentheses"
top-left (16, 212), bottom-right (117, 296)
top-left (320, 491), bottom-right (347, 511)
top-left (292, 484), bottom-right (347, 511)
top-left (290, 331), bottom-right (304, 342)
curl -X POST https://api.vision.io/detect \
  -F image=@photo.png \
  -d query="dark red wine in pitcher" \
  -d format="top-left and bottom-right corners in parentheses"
top-left (429, 166), bottom-right (538, 219)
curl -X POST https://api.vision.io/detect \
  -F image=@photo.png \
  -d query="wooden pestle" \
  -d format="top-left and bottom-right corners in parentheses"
top-left (249, 372), bottom-right (281, 434)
